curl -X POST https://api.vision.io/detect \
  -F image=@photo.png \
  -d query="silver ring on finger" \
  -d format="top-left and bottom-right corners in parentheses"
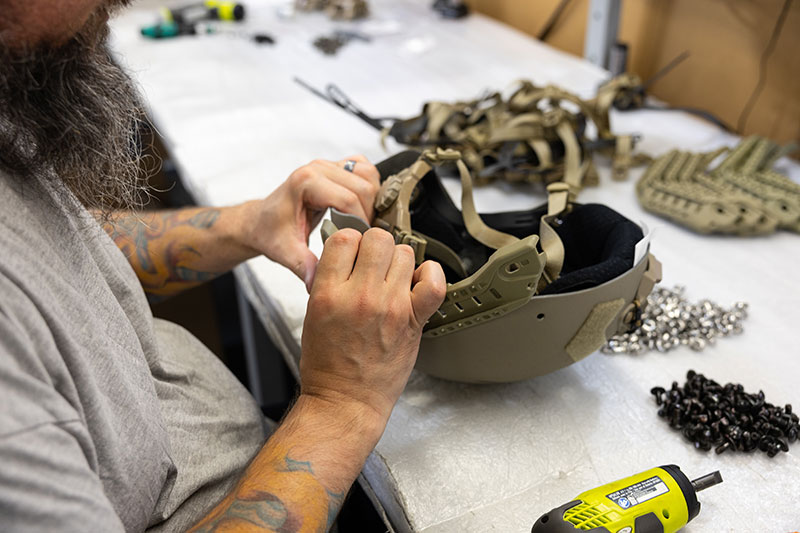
top-left (344, 159), bottom-right (357, 173)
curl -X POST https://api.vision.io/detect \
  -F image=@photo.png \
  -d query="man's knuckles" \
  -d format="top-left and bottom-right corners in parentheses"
top-left (361, 227), bottom-right (395, 250)
top-left (289, 165), bottom-right (315, 186)
top-left (327, 227), bottom-right (362, 248)
top-left (393, 244), bottom-right (416, 263)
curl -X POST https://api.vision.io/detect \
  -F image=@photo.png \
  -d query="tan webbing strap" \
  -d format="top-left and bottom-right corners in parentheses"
top-left (555, 120), bottom-right (584, 195)
top-left (539, 180), bottom-right (570, 285)
top-left (538, 111), bottom-right (583, 284)
top-left (591, 83), bottom-right (619, 139)
top-left (583, 161), bottom-right (600, 187)
top-left (379, 127), bottom-right (391, 150)
top-left (425, 102), bottom-right (456, 142)
top-left (539, 115), bottom-right (581, 286)
top-left (546, 182), bottom-right (570, 217)
top-left (612, 135), bottom-right (633, 181)
top-left (487, 113), bottom-right (544, 143)
top-left (539, 213), bottom-right (565, 286)
top-left (529, 137), bottom-right (552, 167)
top-left (455, 158), bottom-right (519, 250)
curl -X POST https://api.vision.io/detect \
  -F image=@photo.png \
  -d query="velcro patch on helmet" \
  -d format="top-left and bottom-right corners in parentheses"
top-left (565, 298), bottom-right (626, 362)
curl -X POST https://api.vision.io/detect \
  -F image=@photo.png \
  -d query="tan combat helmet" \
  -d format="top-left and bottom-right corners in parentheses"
top-left (637, 136), bottom-right (799, 235)
top-left (322, 149), bottom-right (661, 383)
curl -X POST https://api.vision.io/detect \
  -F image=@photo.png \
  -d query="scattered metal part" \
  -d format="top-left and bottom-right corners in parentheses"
top-left (253, 33), bottom-right (275, 44)
top-left (432, 0), bottom-right (469, 19)
top-left (313, 30), bottom-right (370, 55)
top-left (651, 370), bottom-right (799, 458)
top-left (603, 285), bottom-right (747, 355)
top-left (313, 35), bottom-right (345, 55)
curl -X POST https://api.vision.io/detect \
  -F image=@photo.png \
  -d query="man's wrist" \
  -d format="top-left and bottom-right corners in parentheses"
top-left (224, 200), bottom-right (267, 259)
top-left (293, 392), bottom-right (389, 449)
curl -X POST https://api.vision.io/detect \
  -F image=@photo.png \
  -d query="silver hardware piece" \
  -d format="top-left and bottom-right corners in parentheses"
top-left (603, 285), bottom-right (748, 355)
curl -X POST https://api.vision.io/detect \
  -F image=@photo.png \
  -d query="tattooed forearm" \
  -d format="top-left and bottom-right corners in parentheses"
top-left (188, 395), bottom-right (383, 533)
top-left (325, 489), bottom-right (345, 531)
top-left (194, 491), bottom-right (290, 532)
top-left (192, 453), bottom-right (346, 533)
top-left (100, 208), bottom-right (234, 298)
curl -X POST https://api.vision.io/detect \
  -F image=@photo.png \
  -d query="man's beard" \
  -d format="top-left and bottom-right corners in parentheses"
top-left (0, 8), bottom-right (153, 213)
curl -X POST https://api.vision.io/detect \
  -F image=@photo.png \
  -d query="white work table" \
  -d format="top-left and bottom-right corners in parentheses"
top-left (111, 1), bottom-right (800, 531)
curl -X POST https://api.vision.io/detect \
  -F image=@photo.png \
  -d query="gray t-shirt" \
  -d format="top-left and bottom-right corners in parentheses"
top-left (0, 171), bottom-right (269, 532)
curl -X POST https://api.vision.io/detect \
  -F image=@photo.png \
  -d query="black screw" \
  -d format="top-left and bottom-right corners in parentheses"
top-left (651, 370), bottom-right (797, 459)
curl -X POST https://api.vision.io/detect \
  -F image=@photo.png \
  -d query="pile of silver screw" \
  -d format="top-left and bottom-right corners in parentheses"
top-left (603, 285), bottom-right (748, 355)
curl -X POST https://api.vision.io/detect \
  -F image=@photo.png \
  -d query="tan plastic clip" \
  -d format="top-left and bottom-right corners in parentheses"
top-left (373, 157), bottom-right (434, 261)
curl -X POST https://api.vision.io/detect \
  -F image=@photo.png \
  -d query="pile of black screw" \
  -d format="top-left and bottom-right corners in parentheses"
top-left (651, 370), bottom-right (799, 458)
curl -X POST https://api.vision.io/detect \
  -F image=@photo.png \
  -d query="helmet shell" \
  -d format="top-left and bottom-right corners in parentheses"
top-left (417, 253), bottom-right (650, 383)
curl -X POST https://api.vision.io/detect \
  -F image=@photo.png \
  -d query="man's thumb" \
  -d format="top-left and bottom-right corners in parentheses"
top-left (410, 261), bottom-right (447, 325)
top-left (289, 245), bottom-right (319, 293)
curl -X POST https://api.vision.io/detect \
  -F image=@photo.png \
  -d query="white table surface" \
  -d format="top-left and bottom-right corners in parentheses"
top-left (111, 1), bottom-right (800, 531)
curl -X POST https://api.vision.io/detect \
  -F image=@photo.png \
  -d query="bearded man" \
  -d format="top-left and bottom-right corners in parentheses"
top-left (0, 1), bottom-right (446, 531)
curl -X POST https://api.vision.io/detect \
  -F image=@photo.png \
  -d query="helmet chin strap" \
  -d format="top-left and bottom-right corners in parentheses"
top-left (537, 118), bottom-right (588, 285)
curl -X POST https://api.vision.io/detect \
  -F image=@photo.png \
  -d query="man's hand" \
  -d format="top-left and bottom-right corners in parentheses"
top-left (241, 155), bottom-right (380, 291)
top-left (100, 155), bottom-right (379, 300)
top-left (300, 227), bottom-right (447, 423)
top-left (190, 228), bottom-right (446, 533)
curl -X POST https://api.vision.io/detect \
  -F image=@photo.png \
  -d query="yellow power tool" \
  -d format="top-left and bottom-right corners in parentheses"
top-left (531, 465), bottom-right (722, 533)
top-left (161, 1), bottom-right (245, 24)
